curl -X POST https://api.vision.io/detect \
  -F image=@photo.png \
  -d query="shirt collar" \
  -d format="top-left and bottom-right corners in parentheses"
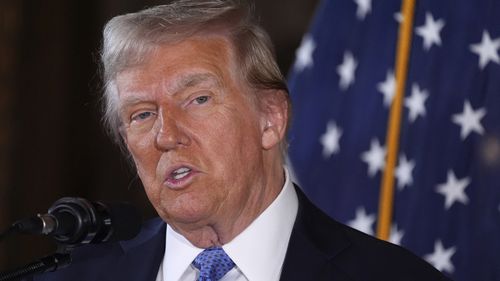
top-left (223, 167), bottom-right (298, 281)
top-left (164, 224), bottom-right (202, 281)
top-left (163, 167), bottom-right (298, 281)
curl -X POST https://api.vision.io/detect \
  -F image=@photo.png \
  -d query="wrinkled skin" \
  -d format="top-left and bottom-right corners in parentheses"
top-left (115, 35), bottom-right (288, 247)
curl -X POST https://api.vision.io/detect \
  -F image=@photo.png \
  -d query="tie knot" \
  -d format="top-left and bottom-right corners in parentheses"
top-left (192, 247), bottom-right (235, 281)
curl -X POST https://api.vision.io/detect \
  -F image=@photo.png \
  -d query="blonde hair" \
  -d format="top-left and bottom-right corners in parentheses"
top-left (100, 0), bottom-right (289, 148)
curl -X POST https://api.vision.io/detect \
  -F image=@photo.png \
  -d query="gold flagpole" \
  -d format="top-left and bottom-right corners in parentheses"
top-left (376, 0), bottom-right (416, 240)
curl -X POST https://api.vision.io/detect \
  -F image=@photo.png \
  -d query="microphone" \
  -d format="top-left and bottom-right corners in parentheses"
top-left (12, 197), bottom-right (142, 247)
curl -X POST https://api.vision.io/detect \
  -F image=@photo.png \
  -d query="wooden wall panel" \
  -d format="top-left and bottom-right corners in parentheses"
top-left (0, 0), bottom-right (317, 272)
top-left (0, 1), bottom-right (22, 269)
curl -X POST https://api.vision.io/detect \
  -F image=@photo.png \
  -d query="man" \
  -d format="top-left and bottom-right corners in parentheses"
top-left (33, 0), bottom-right (450, 280)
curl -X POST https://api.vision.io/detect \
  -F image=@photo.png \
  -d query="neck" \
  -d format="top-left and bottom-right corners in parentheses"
top-left (172, 160), bottom-right (285, 248)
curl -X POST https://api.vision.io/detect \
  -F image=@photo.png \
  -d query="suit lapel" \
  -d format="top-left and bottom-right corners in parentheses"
top-left (116, 218), bottom-right (166, 281)
top-left (280, 186), bottom-right (353, 281)
top-left (279, 225), bottom-right (331, 281)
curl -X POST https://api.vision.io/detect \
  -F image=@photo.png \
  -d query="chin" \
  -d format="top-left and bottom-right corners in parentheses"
top-left (158, 200), bottom-right (214, 225)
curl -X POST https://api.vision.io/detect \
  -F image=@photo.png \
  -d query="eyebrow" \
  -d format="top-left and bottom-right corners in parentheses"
top-left (118, 73), bottom-right (222, 110)
top-left (119, 95), bottom-right (151, 108)
top-left (173, 72), bottom-right (222, 92)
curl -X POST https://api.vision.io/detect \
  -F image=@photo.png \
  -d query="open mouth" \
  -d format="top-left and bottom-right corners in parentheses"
top-left (171, 167), bottom-right (192, 180)
top-left (164, 166), bottom-right (197, 189)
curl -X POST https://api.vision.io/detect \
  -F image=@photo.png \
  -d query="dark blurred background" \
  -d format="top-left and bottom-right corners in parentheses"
top-left (0, 0), bottom-right (319, 271)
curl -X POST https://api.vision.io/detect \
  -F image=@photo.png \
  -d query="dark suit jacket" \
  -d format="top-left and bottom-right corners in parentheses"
top-left (31, 187), bottom-right (450, 281)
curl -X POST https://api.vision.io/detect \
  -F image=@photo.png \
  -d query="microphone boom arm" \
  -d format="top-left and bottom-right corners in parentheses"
top-left (0, 197), bottom-right (141, 280)
top-left (0, 251), bottom-right (72, 281)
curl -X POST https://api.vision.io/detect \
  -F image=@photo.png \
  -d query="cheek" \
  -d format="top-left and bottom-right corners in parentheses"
top-left (206, 109), bottom-right (258, 150)
top-left (203, 110), bottom-right (262, 178)
top-left (126, 133), bottom-right (161, 185)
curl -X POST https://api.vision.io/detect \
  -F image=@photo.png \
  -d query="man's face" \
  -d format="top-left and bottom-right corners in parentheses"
top-left (115, 36), bottom-right (281, 241)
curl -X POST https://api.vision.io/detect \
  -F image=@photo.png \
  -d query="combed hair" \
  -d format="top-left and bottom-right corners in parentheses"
top-left (100, 0), bottom-right (290, 149)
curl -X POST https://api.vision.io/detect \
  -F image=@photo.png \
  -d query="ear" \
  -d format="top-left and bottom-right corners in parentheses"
top-left (259, 89), bottom-right (289, 150)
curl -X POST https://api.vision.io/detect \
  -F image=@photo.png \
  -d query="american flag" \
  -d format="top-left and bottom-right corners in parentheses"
top-left (287, 0), bottom-right (500, 280)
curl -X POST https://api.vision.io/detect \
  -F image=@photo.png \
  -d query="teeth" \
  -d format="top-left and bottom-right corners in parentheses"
top-left (172, 167), bottom-right (191, 180)
top-left (173, 167), bottom-right (190, 174)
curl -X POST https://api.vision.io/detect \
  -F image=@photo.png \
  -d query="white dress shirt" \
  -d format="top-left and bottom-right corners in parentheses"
top-left (155, 167), bottom-right (298, 281)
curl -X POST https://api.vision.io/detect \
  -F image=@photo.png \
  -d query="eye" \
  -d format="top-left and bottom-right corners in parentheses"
top-left (131, 111), bottom-right (155, 122)
top-left (193, 95), bottom-right (211, 105)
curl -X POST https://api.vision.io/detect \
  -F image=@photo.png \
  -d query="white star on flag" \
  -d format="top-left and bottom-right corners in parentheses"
top-left (451, 100), bottom-right (487, 140)
top-left (360, 138), bottom-right (386, 177)
top-left (395, 154), bottom-right (415, 190)
top-left (389, 224), bottom-right (405, 245)
top-left (405, 83), bottom-right (429, 122)
top-left (347, 207), bottom-right (375, 235)
top-left (469, 30), bottom-right (500, 69)
top-left (320, 121), bottom-right (342, 158)
top-left (337, 51), bottom-right (358, 90)
top-left (424, 240), bottom-right (457, 274)
top-left (377, 70), bottom-right (396, 107)
top-left (294, 35), bottom-right (316, 72)
top-left (436, 170), bottom-right (470, 210)
top-left (393, 12), bottom-right (403, 23)
top-left (415, 12), bottom-right (445, 51)
top-left (353, 0), bottom-right (372, 20)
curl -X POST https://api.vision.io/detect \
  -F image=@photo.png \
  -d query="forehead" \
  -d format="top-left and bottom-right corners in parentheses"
top-left (115, 35), bottom-right (242, 97)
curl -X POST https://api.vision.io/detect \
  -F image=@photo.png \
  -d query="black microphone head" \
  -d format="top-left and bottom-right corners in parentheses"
top-left (48, 197), bottom-right (142, 247)
top-left (92, 201), bottom-right (142, 243)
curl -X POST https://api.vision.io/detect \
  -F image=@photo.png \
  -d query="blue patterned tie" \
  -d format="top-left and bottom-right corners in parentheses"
top-left (192, 247), bottom-right (235, 281)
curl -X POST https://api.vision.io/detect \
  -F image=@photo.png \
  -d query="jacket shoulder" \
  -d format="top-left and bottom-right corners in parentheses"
top-left (30, 217), bottom-right (166, 281)
top-left (333, 224), bottom-right (450, 280)
top-left (290, 186), bottom-right (451, 281)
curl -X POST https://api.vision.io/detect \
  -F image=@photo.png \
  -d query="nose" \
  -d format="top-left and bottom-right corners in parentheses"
top-left (154, 111), bottom-right (190, 151)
